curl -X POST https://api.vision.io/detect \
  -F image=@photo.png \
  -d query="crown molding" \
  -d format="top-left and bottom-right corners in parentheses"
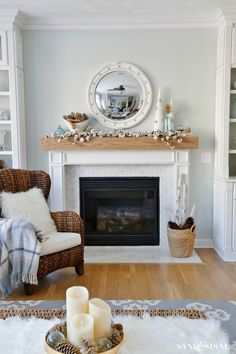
top-left (14, 10), bottom-right (25, 29)
top-left (0, 10), bottom-right (25, 30)
top-left (0, 10), bottom-right (18, 29)
top-left (22, 15), bottom-right (219, 30)
top-left (214, 9), bottom-right (225, 27)
top-left (221, 10), bottom-right (236, 26)
top-left (1, 8), bottom-right (236, 30)
top-left (214, 8), bottom-right (236, 27)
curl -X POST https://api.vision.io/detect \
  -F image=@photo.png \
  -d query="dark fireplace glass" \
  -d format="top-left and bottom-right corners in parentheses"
top-left (80, 177), bottom-right (159, 246)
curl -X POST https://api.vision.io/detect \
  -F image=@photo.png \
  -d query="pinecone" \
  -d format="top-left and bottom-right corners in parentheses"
top-left (168, 221), bottom-right (180, 230)
top-left (108, 323), bottom-right (123, 346)
top-left (181, 217), bottom-right (194, 230)
top-left (55, 339), bottom-right (79, 354)
top-left (112, 323), bottom-right (123, 336)
top-left (79, 337), bottom-right (97, 354)
top-left (110, 328), bottom-right (120, 345)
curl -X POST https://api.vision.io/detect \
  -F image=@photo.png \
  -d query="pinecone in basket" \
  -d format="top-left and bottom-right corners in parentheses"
top-left (181, 217), bottom-right (194, 230)
top-left (168, 221), bottom-right (180, 230)
top-left (55, 339), bottom-right (79, 354)
top-left (79, 337), bottom-right (97, 354)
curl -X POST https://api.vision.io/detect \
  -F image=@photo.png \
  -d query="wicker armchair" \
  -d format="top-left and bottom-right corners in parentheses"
top-left (0, 168), bottom-right (84, 295)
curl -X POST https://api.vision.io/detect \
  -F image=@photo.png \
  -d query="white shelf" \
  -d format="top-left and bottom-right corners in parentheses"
top-left (230, 119), bottom-right (236, 122)
top-left (0, 151), bottom-right (12, 155)
top-left (0, 92), bottom-right (10, 96)
top-left (231, 90), bottom-right (236, 93)
top-left (229, 150), bottom-right (236, 153)
top-left (0, 121), bottom-right (11, 125)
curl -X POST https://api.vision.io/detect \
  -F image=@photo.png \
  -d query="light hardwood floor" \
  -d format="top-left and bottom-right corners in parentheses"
top-left (9, 249), bottom-right (236, 301)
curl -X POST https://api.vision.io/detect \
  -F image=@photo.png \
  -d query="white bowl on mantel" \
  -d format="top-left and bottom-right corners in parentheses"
top-left (65, 118), bottom-right (89, 132)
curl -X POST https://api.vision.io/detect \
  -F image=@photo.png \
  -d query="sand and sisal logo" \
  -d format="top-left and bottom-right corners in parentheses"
top-left (176, 341), bottom-right (230, 352)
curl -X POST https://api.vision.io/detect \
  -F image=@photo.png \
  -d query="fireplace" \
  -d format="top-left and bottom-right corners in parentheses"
top-left (80, 177), bottom-right (160, 245)
top-left (48, 149), bottom-right (191, 249)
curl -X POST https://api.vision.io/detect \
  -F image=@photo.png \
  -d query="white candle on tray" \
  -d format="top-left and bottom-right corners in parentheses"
top-left (89, 298), bottom-right (112, 340)
top-left (66, 286), bottom-right (89, 325)
top-left (68, 313), bottom-right (94, 348)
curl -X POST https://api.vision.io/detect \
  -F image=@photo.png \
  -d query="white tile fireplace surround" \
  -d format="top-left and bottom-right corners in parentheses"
top-left (49, 149), bottom-right (190, 248)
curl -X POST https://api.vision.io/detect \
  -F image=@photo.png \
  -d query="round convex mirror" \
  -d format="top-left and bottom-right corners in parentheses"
top-left (88, 62), bottom-right (152, 129)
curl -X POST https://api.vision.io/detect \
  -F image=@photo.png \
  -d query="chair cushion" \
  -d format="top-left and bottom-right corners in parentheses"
top-left (1, 187), bottom-right (57, 236)
top-left (40, 232), bottom-right (81, 256)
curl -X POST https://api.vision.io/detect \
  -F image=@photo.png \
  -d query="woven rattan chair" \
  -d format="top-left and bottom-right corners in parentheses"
top-left (0, 168), bottom-right (84, 295)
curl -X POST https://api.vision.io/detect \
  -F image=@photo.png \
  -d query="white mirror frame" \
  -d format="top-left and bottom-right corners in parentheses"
top-left (88, 62), bottom-right (153, 129)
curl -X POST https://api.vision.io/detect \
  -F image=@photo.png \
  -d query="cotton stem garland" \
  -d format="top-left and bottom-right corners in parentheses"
top-left (48, 129), bottom-right (185, 149)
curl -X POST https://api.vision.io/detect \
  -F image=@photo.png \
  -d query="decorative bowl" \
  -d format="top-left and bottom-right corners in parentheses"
top-left (44, 331), bottom-right (124, 354)
top-left (74, 119), bottom-right (89, 132)
top-left (64, 118), bottom-right (89, 132)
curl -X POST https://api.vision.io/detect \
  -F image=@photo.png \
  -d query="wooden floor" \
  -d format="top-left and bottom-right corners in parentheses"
top-left (9, 249), bottom-right (236, 301)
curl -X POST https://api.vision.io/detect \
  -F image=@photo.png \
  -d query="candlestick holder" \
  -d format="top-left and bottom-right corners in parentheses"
top-left (44, 324), bottom-right (124, 354)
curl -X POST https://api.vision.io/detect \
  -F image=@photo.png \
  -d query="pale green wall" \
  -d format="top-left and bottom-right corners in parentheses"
top-left (23, 29), bottom-right (216, 240)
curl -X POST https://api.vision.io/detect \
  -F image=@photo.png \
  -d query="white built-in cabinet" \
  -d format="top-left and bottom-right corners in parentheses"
top-left (0, 23), bottom-right (26, 168)
top-left (214, 21), bottom-right (236, 260)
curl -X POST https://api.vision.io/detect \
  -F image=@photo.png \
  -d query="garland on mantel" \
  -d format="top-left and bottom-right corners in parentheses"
top-left (47, 129), bottom-right (186, 148)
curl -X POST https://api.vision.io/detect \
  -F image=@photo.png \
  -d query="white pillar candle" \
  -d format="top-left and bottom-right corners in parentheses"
top-left (68, 314), bottom-right (94, 348)
top-left (66, 286), bottom-right (89, 325)
top-left (154, 87), bottom-right (164, 131)
top-left (89, 298), bottom-right (112, 340)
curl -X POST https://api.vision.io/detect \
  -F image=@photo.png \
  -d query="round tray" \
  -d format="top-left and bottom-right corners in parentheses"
top-left (45, 333), bottom-right (124, 354)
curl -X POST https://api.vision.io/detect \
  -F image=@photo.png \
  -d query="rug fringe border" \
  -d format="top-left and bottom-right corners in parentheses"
top-left (0, 308), bottom-right (205, 320)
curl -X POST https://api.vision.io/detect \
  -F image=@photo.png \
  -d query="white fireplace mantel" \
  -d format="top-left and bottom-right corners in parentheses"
top-left (48, 149), bottom-right (190, 216)
top-left (48, 148), bottom-right (193, 247)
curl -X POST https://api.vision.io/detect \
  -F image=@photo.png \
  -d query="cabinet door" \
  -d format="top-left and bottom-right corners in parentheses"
top-left (13, 68), bottom-right (26, 168)
top-left (232, 183), bottom-right (236, 252)
top-left (232, 27), bottom-right (236, 66)
top-left (14, 30), bottom-right (23, 69)
top-left (0, 31), bottom-right (8, 66)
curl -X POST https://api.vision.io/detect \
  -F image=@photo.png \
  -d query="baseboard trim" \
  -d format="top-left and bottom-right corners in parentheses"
top-left (214, 243), bottom-right (236, 261)
top-left (194, 239), bottom-right (214, 248)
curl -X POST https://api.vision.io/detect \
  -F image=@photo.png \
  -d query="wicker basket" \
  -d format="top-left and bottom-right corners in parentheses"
top-left (167, 225), bottom-right (195, 258)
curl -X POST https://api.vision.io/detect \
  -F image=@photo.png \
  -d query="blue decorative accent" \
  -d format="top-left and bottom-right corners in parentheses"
top-left (54, 126), bottom-right (67, 136)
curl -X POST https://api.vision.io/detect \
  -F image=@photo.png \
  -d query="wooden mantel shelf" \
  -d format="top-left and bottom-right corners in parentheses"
top-left (40, 136), bottom-right (198, 151)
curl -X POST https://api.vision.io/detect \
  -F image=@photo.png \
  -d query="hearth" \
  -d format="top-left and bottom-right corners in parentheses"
top-left (80, 177), bottom-right (160, 245)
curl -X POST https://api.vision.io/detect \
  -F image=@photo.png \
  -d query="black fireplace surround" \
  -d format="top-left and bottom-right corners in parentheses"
top-left (80, 177), bottom-right (160, 246)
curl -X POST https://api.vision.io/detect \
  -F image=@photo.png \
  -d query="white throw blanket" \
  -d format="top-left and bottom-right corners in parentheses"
top-left (0, 315), bottom-right (230, 354)
top-left (0, 218), bottom-right (41, 298)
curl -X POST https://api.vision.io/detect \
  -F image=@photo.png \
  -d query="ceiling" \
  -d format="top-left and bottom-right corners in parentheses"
top-left (0, 0), bottom-right (236, 28)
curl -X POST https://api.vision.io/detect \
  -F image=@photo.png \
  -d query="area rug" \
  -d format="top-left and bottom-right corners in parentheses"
top-left (0, 300), bottom-right (235, 352)
top-left (85, 246), bottom-right (202, 263)
top-left (0, 315), bottom-right (229, 354)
